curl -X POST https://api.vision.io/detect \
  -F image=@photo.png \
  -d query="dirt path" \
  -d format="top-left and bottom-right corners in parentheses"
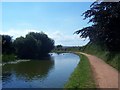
top-left (80, 52), bottom-right (119, 89)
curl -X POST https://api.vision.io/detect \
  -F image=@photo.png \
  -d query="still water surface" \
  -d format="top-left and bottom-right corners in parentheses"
top-left (2, 53), bottom-right (80, 88)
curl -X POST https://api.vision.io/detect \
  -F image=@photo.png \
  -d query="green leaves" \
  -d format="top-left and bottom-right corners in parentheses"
top-left (75, 2), bottom-right (120, 52)
top-left (14, 32), bottom-right (55, 59)
top-left (2, 35), bottom-right (14, 54)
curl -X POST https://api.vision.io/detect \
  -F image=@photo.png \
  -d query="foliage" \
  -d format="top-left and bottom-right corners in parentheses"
top-left (53, 46), bottom-right (82, 52)
top-left (54, 45), bottom-right (63, 51)
top-left (2, 54), bottom-right (16, 62)
top-left (82, 43), bottom-right (119, 71)
top-left (56, 45), bottom-right (63, 48)
top-left (75, 2), bottom-right (120, 52)
top-left (64, 53), bottom-right (96, 88)
top-left (14, 32), bottom-right (54, 59)
top-left (2, 35), bottom-right (15, 54)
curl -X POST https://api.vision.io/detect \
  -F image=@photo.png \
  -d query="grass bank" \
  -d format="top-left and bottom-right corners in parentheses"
top-left (2, 54), bottom-right (16, 62)
top-left (64, 53), bottom-right (96, 88)
top-left (82, 43), bottom-right (119, 71)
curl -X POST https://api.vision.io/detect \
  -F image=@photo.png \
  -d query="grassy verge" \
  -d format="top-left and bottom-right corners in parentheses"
top-left (2, 54), bottom-right (16, 62)
top-left (64, 53), bottom-right (96, 88)
top-left (82, 43), bottom-right (119, 71)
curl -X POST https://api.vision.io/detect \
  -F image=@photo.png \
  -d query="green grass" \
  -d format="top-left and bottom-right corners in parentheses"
top-left (82, 43), bottom-right (119, 71)
top-left (2, 54), bottom-right (16, 62)
top-left (64, 53), bottom-right (96, 88)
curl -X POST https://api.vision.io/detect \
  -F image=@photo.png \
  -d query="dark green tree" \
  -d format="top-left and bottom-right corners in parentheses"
top-left (2, 35), bottom-right (14, 54)
top-left (75, 2), bottom-right (120, 52)
top-left (56, 45), bottom-right (63, 51)
top-left (56, 45), bottom-right (63, 48)
top-left (14, 32), bottom-right (54, 59)
top-left (13, 36), bottom-right (26, 58)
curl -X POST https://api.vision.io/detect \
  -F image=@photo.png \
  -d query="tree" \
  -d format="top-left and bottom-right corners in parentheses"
top-left (56, 45), bottom-right (63, 48)
top-left (14, 32), bottom-right (54, 59)
top-left (75, 2), bottom-right (120, 52)
top-left (56, 45), bottom-right (63, 51)
top-left (13, 36), bottom-right (26, 58)
top-left (27, 32), bottom-right (54, 57)
top-left (2, 35), bottom-right (14, 54)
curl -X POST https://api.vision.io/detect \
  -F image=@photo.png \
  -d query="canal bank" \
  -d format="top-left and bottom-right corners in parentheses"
top-left (64, 52), bottom-right (96, 88)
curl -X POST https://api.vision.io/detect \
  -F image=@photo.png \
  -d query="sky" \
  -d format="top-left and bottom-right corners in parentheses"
top-left (1, 2), bottom-right (93, 46)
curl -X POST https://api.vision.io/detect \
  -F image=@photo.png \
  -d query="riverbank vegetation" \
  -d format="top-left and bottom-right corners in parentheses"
top-left (75, 2), bottom-right (120, 71)
top-left (2, 35), bottom-right (16, 62)
top-left (81, 43), bottom-right (119, 71)
top-left (53, 45), bottom-right (80, 52)
top-left (14, 32), bottom-right (54, 59)
top-left (64, 53), bottom-right (96, 88)
top-left (1, 32), bottom-right (54, 62)
top-left (2, 54), bottom-right (16, 62)
top-left (53, 44), bottom-right (119, 71)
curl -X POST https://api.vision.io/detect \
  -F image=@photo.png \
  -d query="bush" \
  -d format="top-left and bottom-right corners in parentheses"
top-left (14, 32), bottom-right (55, 59)
top-left (2, 54), bottom-right (16, 62)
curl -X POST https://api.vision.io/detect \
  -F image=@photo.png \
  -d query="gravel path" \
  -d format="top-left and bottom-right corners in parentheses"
top-left (80, 52), bottom-right (119, 89)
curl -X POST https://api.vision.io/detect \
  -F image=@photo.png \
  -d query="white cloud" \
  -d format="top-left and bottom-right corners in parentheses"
top-left (0, 29), bottom-right (40, 39)
top-left (0, 29), bottom-right (89, 46)
top-left (45, 31), bottom-right (89, 46)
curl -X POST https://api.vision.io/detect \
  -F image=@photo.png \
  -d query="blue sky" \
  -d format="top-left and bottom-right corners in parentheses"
top-left (1, 2), bottom-right (93, 46)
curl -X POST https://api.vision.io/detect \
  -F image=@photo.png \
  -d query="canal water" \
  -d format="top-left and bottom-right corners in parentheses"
top-left (2, 53), bottom-right (80, 88)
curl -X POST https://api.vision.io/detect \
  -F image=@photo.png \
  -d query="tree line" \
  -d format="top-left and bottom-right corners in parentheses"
top-left (1, 32), bottom-right (55, 59)
top-left (75, 2), bottom-right (120, 53)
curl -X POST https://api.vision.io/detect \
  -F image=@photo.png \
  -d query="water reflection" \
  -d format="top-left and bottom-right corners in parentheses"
top-left (2, 56), bottom-right (54, 81)
top-left (2, 53), bottom-right (80, 88)
top-left (2, 72), bottom-right (12, 83)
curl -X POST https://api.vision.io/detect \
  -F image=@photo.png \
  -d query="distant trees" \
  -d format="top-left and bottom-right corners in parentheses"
top-left (14, 32), bottom-right (54, 59)
top-left (55, 45), bottom-right (63, 51)
top-left (75, 2), bottom-right (120, 52)
top-left (2, 32), bottom-right (55, 59)
top-left (56, 45), bottom-right (63, 48)
top-left (56, 45), bottom-right (62, 49)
